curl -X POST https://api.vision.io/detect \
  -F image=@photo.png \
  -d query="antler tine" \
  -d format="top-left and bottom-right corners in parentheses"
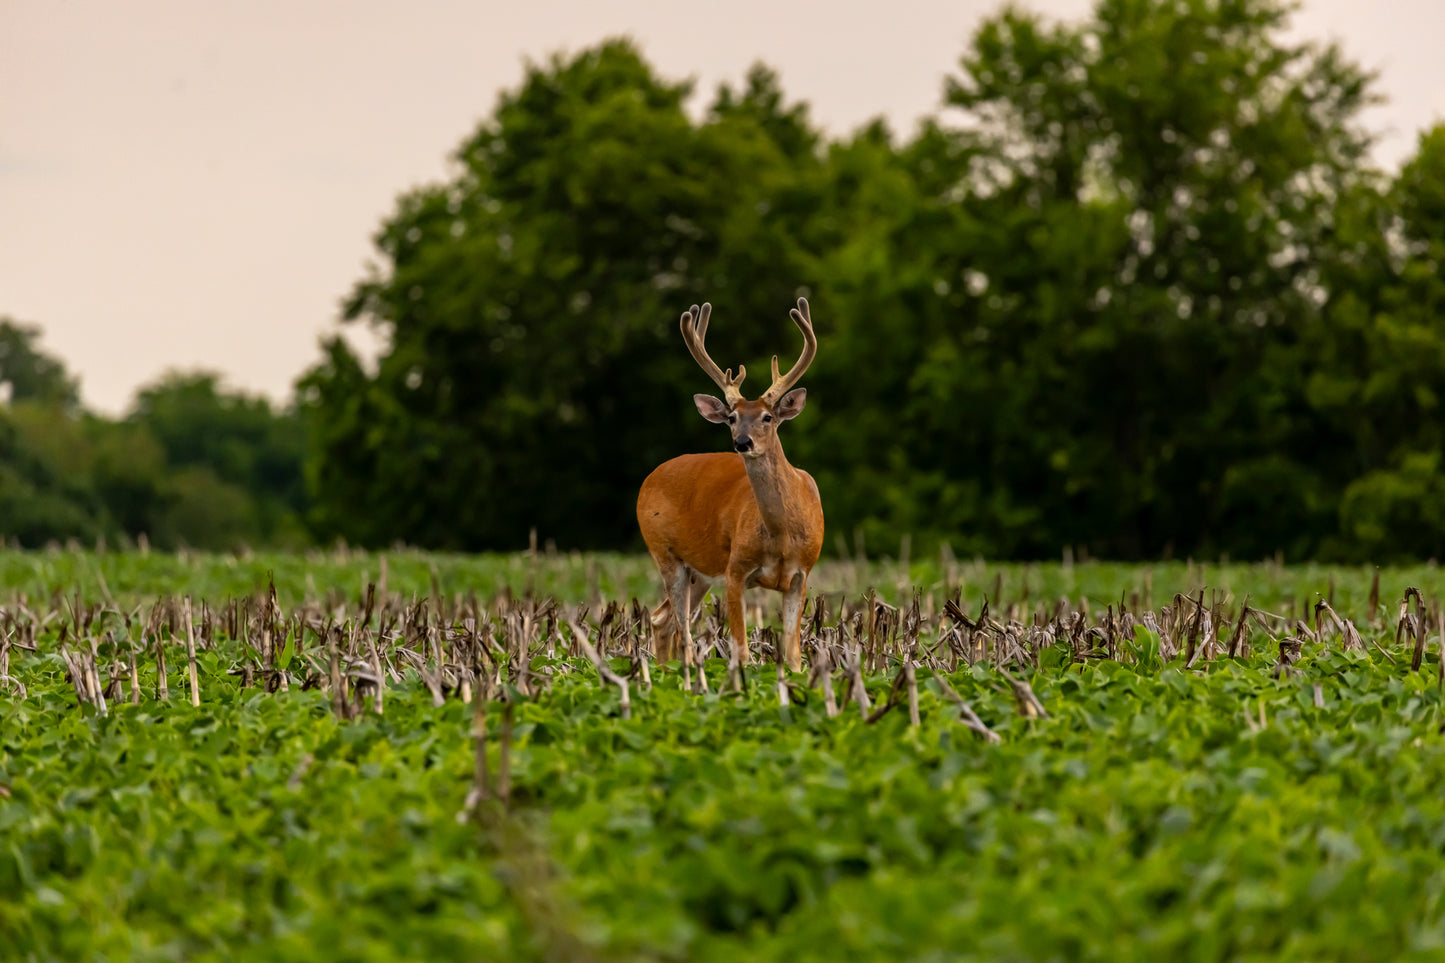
top-left (761, 297), bottom-right (817, 406)
top-left (680, 302), bottom-right (746, 406)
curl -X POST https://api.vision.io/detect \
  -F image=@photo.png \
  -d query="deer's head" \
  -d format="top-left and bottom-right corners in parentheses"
top-left (682, 299), bottom-right (816, 459)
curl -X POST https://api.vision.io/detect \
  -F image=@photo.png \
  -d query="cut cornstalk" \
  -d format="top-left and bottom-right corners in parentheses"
top-left (499, 701), bottom-right (513, 810)
top-left (817, 647), bottom-right (839, 718)
top-left (150, 624), bottom-right (169, 702)
top-left (458, 690), bottom-right (490, 823)
top-left (567, 620), bottom-right (630, 719)
top-left (365, 628), bottom-right (386, 715)
top-left (183, 598), bottom-right (200, 707)
top-left (850, 653), bottom-right (871, 717)
top-left (930, 673), bottom-right (1001, 744)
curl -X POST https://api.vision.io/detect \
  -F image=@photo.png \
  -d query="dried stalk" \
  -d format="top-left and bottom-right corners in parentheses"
top-left (183, 598), bottom-right (200, 707)
top-left (816, 646), bottom-right (839, 718)
top-left (87, 636), bottom-right (108, 712)
top-left (363, 626), bottom-right (386, 714)
top-left (458, 683), bottom-right (490, 821)
top-left (999, 668), bottom-right (1049, 719)
top-left (930, 672), bottom-right (1001, 743)
top-left (774, 628), bottom-right (790, 713)
top-left (152, 624), bottom-right (168, 702)
top-left (849, 651), bottom-right (871, 717)
top-left (864, 669), bottom-right (909, 725)
top-left (1367, 569), bottom-right (1381, 626)
top-left (498, 700), bottom-right (513, 810)
top-left (60, 645), bottom-right (91, 710)
top-left (1314, 598), bottom-right (1365, 654)
top-left (127, 638), bottom-right (142, 704)
top-left (1227, 598), bottom-right (1251, 659)
top-left (327, 628), bottom-right (348, 718)
top-left (567, 620), bottom-right (630, 719)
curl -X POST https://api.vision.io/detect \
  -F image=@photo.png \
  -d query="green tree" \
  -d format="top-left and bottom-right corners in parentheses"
top-left (299, 5), bottom-right (1415, 562)
top-left (0, 318), bottom-right (80, 410)
top-left (809, 0), bottom-right (1377, 560)
top-left (87, 420), bottom-right (170, 542)
top-left (0, 402), bottom-right (105, 546)
top-left (1309, 126), bottom-right (1445, 559)
top-left (0, 320), bottom-right (309, 550)
top-left (128, 372), bottom-right (308, 547)
top-left (302, 41), bottom-right (827, 549)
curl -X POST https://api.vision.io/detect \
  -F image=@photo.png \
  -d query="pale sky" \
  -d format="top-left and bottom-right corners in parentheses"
top-left (3, 0), bottom-right (1443, 414)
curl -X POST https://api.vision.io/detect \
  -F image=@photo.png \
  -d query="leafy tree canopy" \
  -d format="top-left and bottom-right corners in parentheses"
top-left (303, 39), bottom-right (826, 549)
top-left (12, 0), bottom-right (1440, 563)
top-left (300, 4), bottom-right (1445, 561)
top-left (0, 318), bottom-right (80, 410)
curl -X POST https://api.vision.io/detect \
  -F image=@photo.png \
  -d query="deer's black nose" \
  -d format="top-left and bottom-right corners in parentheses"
top-left (734, 437), bottom-right (753, 453)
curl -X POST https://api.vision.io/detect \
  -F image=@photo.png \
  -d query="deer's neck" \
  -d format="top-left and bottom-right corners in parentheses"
top-left (742, 445), bottom-right (811, 540)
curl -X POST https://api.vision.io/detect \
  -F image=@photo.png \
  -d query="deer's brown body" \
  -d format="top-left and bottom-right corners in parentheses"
top-left (637, 299), bottom-right (824, 671)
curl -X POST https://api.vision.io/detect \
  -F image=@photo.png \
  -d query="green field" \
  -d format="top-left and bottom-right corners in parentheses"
top-left (5, 544), bottom-right (1444, 614)
top-left (4, 551), bottom-right (1445, 961)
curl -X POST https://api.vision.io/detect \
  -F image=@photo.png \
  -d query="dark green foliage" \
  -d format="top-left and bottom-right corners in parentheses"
top-left (523, 654), bottom-right (1445, 961)
top-left (0, 369), bottom-right (306, 552)
top-left (0, 416), bottom-right (106, 546)
top-left (805, 0), bottom-right (1382, 560)
top-left (0, 317), bottom-right (80, 410)
top-left (1319, 129), bottom-right (1445, 560)
top-left (128, 372), bottom-right (309, 548)
top-left (299, 1), bottom-right (1445, 561)
top-left (1, 691), bottom-right (521, 960)
top-left (11, 0), bottom-right (1445, 561)
top-left (0, 325), bottom-right (105, 544)
top-left (302, 40), bottom-right (824, 549)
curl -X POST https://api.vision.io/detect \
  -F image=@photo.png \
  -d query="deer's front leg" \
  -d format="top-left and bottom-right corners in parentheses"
top-left (725, 569), bottom-right (750, 666)
top-left (780, 572), bottom-right (806, 672)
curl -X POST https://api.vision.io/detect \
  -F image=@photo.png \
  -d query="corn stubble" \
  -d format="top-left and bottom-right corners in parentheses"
top-left (4, 576), bottom-right (1437, 742)
top-left (4, 560), bottom-right (1442, 961)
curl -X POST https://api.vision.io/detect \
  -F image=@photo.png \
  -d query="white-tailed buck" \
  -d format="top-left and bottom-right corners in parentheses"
top-left (637, 298), bottom-right (824, 672)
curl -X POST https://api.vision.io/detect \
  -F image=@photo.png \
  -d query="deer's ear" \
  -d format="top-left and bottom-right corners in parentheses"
top-left (774, 388), bottom-right (807, 421)
top-left (694, 394), bottom-right (731, 423)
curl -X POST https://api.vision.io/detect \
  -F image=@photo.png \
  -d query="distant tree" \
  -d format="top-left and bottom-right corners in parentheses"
top-left (0, 402), bottom-right (105, 546)
top-left (0, 318), bottom-right (80, 410)
top-left (87, 419), bottom-right (170, 542)
top-left (0, 324), bottom-right (310, 549)
top-left (149, 467), bottom-right (261, 552)
top-left (128, 371), bottom-right (308, 547)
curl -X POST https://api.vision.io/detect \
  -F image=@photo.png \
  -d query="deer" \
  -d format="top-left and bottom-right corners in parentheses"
top-left (636, 297), bottom-right (824, 674)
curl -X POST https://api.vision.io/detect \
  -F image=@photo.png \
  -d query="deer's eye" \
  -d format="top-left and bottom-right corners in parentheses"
top-left (727, 414), bottom-right (737, 424)
top-left (762, 413), bottom-right (773, 423)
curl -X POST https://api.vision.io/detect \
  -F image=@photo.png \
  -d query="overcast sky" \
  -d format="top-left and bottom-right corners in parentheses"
top-left (3, 0), bottom-right (1443, 413)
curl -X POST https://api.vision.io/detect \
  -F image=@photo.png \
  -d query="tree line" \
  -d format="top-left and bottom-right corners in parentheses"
top-left (0, 318), bottom-right (307, 551)
top-left (9, 0), bottom-right (1445, 561)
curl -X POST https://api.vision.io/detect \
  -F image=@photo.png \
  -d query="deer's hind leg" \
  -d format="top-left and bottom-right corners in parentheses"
top-left (649, 553), bottom-right (705, 665)
top-left (666, 563), bottom-right (704, 668)
top-left (647, 552), bottom-right (682, 661)
top-left (649, 597), bottom-right (676, 659)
